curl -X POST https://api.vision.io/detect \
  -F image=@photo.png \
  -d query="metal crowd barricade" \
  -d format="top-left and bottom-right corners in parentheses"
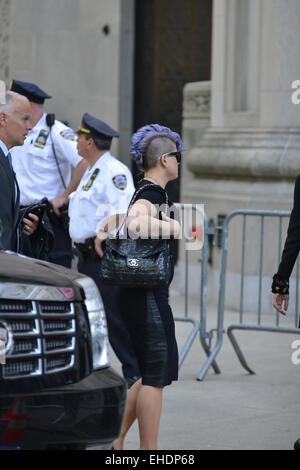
top-left (174, 204), bottom-right (220, 375)
top-left (197, 209), bottom-right (300, 381)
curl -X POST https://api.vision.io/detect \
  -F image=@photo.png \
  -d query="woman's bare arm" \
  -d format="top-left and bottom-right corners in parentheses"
top-left (127, 199), bottom-right (181, 239)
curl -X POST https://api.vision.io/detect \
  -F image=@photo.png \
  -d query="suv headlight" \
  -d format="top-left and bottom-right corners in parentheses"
top-left (76, 277), bottom-right (110, 370)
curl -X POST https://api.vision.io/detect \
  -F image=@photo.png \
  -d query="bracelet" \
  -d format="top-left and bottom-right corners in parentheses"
top-left (271, 273), bottom-right (289, 295)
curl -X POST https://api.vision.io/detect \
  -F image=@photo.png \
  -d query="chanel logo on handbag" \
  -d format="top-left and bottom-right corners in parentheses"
top-left (128, 258), bottom-right (139, 268)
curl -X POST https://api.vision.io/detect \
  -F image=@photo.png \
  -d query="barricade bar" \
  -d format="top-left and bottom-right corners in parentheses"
top-left (173, 204), bottom-right (220, 375)
top-left (198, 209), bottom-right (300, 382)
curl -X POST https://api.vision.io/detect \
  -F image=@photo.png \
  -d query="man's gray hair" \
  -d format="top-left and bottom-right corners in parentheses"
top-left (0, 91), bottom-right (28, 115)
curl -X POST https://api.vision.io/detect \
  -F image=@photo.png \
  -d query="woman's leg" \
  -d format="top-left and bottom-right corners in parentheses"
top-left (113, 378), bottom-right (142, 450)
top-left (136, 385), bottom-right (163, 450)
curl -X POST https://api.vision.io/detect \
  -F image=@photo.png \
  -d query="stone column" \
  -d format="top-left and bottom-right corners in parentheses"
top-left (181, 81), bottom-right (211, 194)
top-left (8, 0), bottom-right (135, 163)
top-left (172, 82), bottom-right (211, 296)
top-left (0, 0), bottom-right (11, 83)
top-left (182, 0), bottom-right (300, 311)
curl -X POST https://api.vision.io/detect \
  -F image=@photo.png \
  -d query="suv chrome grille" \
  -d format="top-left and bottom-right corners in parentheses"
top-left (0, 300), bottom-right (76, 379)
top-left (39, 302), bottom-right (74, 315)
top-left (0, 300), bottom-right (33, 314)
top-left (45, 354), bottom-right (75, 373)
top-left (42, 319), bottom-right (75, 334)
top-left (12, 338), bottom-right (41, 355)
top-left (4, 358), bottom-right (42, 378)
top-left (45, 336), bottom-right (75, 353)
top-left (6, 318), bottom-right (39, 335)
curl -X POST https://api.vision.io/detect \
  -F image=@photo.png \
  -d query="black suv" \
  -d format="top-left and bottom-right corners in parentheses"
top-left (0, 251), bottom-right (126, 450)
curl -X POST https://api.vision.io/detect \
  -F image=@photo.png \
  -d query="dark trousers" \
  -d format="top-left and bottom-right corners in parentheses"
top-left (49, 224), bottom-right (72, 268)
top-left (77, 255), bottom-right (140, 386)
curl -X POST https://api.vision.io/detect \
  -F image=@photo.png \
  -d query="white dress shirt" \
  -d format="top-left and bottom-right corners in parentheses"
top-left (0, 139), bottom-right (9, 158)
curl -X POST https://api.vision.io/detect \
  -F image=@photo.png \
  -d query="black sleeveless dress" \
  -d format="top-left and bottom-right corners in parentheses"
top-left (118, 180), bottom-right (179, 387)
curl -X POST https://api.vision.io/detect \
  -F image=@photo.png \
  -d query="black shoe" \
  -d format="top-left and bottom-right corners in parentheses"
top-left (294, 438), bottom-right (300, 450)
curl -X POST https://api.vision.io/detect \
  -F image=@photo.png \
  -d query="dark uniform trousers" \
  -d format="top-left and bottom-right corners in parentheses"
top-left (77, 248), bottom-right (140, 386)
top-left (49, 223), bottom-right (73, 268)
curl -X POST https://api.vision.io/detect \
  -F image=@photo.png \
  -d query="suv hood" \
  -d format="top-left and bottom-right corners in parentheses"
top-left (0, 251), bottom-right (84, 288)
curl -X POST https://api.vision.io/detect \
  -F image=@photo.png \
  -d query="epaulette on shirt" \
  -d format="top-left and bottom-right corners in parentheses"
top-left (82, 169), bottom-right (100, 191)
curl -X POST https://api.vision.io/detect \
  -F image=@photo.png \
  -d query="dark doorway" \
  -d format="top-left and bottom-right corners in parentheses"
top-left (133, 0), bottom-right (212, 201)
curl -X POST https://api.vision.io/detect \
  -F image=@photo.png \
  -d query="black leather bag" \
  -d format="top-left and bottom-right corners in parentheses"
top-left (18, 199), bottom-right (55, 260)
top-left (99, 184), bottom-right (172, 288)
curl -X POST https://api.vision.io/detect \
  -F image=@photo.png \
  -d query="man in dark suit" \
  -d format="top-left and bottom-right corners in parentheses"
top-left (272, 175), bottom-right (300, 314)
top-left (272, 175), bottom-right (300, 450)
top-left (0, 91), bottom-right (38, 251)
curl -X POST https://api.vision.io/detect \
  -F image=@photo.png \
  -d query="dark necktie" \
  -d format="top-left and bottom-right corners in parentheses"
top-left (6, 152), bottom-right (19, 205)
top-left (7, 152), bottom-right (13, 170)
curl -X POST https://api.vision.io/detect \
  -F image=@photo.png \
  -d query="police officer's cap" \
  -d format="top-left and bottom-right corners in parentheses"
top-left (10, 80), bottom-right (52, 104)
top-left (78, 113), bottom-right (120, 139)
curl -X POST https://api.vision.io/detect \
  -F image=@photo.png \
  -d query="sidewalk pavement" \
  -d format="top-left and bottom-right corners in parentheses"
top-left (101, 291), bottom-right (300, 450)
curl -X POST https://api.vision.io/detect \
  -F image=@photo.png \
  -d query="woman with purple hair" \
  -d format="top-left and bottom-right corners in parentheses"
top-left (106, 123), bottom-right (183, 450)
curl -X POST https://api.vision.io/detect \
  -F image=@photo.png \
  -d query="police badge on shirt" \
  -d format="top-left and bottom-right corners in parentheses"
top-left (60, 129), bottom-right (77, 142)
top-left (34, 130), bottom-right (50, 149)
top-left (112, 175), bottom-right (127, 191)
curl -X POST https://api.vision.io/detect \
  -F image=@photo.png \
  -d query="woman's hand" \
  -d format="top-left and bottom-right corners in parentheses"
top-left (273, 294), bottom-right (289, 316)
top-left (161, 213), bottom-right (181, 237)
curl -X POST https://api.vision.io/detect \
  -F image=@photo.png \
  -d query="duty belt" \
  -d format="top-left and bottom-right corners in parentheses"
top-left (74, 237), bottom-right (97, 258)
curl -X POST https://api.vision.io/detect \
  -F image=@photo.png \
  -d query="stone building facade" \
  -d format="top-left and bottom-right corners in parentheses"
top-left (181, 0), bottom-right (300, 311)
top-left (1, 0), bottom-right (300, 312)
top-left (0, 0), bottom-right (135, 163)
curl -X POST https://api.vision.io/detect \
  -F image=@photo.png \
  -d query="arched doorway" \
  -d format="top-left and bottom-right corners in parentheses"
top-left (134, 0), bottom-right (212, 201)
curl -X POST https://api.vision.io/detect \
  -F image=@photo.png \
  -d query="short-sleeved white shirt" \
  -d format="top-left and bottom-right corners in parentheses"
top-left (68, 151), bottom-right (135, 243)
top-left (11, 113), bottom-right (82, 205)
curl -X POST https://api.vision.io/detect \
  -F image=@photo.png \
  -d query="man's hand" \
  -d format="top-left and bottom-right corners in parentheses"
top-left (273, 294), bottom-right (289, 316)
top-left (23, 213), bottom-right (39, 236)
top-left (94, 232), bottom-right (107, 258)
top-left (51, 194), bottom-right (67, 216)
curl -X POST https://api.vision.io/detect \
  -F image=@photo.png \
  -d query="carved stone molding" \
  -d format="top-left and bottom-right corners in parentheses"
top-left (0, 0), bottom-right (10, 82)
top-left (187, 127), bottom-right (300, 181)
top-left (183, 81), bottom-right (211, 119)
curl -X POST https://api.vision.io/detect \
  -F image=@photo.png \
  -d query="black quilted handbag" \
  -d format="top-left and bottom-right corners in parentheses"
top-left (99, 184), bottom-right (172, 288)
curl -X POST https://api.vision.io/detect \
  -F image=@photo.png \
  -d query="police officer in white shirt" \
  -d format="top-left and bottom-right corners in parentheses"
top-left (69, 112), bottom-right (139, 386)
top-left (10, 79), bottom-right (88, 267)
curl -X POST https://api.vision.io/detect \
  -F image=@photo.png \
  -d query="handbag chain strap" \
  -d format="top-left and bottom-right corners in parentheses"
top-left (116, 183), bottom-right (168, 236)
